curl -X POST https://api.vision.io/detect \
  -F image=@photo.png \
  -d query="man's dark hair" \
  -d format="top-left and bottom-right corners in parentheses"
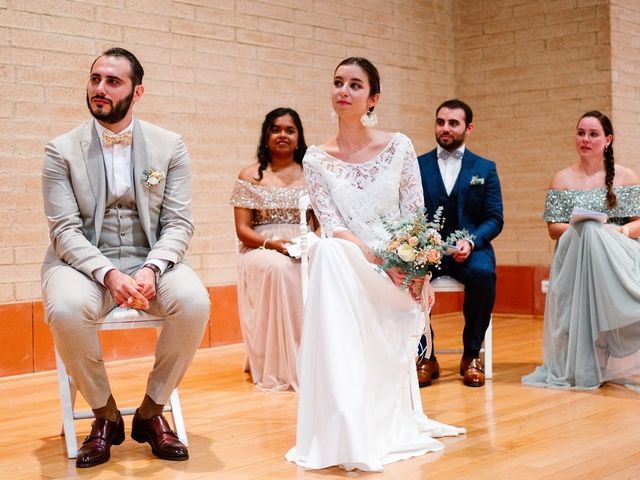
top-left (436, 99), bottom-right (473, 126)
top-left (91, 47), bottom-right (144, 86)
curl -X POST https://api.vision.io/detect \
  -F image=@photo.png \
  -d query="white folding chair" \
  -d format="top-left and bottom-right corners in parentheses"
top-left (298, 194), bottom-right (311, 303)
top-left (54, 307), bottom-right (187, 459)
top-left (431, 276), bottom-right (493, 379)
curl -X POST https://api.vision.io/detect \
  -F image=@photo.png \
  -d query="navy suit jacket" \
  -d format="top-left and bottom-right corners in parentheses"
top-left (417, 148), bottom-right (503, 257)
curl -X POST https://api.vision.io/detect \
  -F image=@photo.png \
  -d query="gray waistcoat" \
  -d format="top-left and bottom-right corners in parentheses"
top-left (98, 184), bottom-right (150, 275)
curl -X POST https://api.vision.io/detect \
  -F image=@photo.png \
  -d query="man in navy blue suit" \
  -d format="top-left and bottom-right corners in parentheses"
top-left (416, 99), bottom-right (503, 388)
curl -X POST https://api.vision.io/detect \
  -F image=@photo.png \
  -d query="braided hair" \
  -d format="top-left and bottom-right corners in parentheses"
top-left (579, 111), bottom-right (616, 209)
top-left (255, 107), bottom-right (307, 182)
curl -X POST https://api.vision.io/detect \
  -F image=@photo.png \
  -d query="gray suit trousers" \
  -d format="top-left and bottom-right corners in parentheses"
top-left (42, 263), bottom-right (210, 408)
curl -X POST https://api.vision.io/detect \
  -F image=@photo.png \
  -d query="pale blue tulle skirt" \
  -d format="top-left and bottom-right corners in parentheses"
top-left (523, 221), bottom-right (640, 390)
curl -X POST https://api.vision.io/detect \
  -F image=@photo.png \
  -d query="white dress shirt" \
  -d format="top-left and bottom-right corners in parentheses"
top-left (92, 119), bottom-right (169, 285)
top-left (94, 119), bottom-right (133, 197)
top-left (437, 145), bottom-right (465, 195)
top-left (436, 145), bottom-right (475, 249)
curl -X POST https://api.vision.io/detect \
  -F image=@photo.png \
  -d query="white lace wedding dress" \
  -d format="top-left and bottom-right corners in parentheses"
top-left (285, 133), bottom-right (465, 472)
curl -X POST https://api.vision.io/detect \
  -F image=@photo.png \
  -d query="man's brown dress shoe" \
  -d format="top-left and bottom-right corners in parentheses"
top-left (416, 357), bottom-right (440, 387)
top-left (131, 410), bottom-right (189, 460)
top-left (460, 357), bottom-right (485, 387)
top-left (76, 413), bottom-right (125, 468)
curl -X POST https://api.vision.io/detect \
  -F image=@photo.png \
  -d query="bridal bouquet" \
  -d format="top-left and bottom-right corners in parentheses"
top-left (376, 207), bottom-right (473, 289)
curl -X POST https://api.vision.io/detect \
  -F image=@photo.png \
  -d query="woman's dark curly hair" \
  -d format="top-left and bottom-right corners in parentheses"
top-left (255, 107), bottom-right (307, 181)
top-left (579, 111), bottom-right (616, 209)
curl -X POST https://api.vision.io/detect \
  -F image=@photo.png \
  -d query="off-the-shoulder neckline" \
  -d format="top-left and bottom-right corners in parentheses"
top-left (235, 178), bottom-right (307, 190)
top-left (549, 185), bottom-right (640, 193)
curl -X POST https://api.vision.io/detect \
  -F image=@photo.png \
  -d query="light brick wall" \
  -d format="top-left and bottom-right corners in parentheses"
top-left (611, 0), bottom-right (640, 172)
top-left (0, 0), bottom-right (454, 303)
top-left (4, 0), bottom-right (640, 304)
top-left (453, 0), bottom-right (613, 266)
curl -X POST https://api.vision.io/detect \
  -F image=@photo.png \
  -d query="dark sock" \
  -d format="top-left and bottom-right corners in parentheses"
top-left (92, 394), bottom-right (119, 422)
top-left (138, 394), bottom-right (164, 419)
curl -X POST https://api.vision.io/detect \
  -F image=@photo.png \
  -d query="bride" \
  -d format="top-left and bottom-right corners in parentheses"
top-left (285, 57), bottom-right (465, 472)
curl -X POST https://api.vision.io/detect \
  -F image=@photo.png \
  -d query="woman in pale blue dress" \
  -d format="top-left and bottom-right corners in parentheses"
top-left (523, 111), bottom-right (640, 389)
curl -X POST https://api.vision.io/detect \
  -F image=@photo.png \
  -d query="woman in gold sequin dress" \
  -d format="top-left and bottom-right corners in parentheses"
top-left (230, 108), bottom-right (314, 392)
top-left (523, 111), bottom-right (640, 390)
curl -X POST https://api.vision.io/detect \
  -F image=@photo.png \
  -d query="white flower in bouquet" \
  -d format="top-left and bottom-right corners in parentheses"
top-left (376, 207), bottom-right (474, 289)
top-left (397, 243), bottom-right (417, 262)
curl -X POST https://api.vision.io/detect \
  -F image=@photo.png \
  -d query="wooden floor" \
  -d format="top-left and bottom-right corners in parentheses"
top-left (1, 314), bottom-right (640, 480)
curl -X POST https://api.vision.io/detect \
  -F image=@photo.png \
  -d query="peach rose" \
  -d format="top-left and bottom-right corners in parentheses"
top-left (426, 248), bottom-right (441, 264)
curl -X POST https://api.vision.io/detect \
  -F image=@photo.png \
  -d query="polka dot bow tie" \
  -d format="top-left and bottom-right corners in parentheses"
top-left (102, 130), bottom-right (133, 147)
top-left (438, 149), bottom-right (463, 160)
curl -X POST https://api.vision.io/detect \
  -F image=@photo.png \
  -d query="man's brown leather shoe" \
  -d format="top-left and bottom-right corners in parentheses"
top-left (416, 357), bottom-right (440, 387)
top-left (131, 410), bottom-right (188, 461)
top-left (460, 357), bottom-right (485, 387)
top-left (76, 413), bottom-right (125, 468)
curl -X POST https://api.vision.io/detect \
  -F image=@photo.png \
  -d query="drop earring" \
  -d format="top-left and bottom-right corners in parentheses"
top-left (360, 109), bottom-right (378, 127)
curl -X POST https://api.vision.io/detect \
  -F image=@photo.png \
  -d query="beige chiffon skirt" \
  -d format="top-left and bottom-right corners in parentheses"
top-left (237, 223), bottom-right (303, 391)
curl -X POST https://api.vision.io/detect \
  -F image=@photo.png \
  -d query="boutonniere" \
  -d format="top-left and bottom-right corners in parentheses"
top-left (142, 169), bottom-right (166, 188)
top-left (470, 175), bottom-right (485, 186)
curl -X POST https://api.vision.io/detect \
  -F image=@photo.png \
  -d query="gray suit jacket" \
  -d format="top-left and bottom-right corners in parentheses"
top-left (42, 118), bottom-right (194, 279)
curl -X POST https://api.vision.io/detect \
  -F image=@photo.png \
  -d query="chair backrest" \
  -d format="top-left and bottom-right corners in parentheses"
top-left (298, 194), bottom-right (311, 303)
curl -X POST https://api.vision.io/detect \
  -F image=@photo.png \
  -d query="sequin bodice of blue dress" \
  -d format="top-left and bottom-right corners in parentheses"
top-left (544, 185), bottom-right (640, 226)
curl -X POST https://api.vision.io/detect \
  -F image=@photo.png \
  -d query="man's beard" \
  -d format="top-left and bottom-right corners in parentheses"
top-left (86, 89), bottom-right (134, 124)
top-left (436, 135), bottom-right (465, 152)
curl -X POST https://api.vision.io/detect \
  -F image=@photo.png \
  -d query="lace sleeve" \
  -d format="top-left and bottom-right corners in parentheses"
top-left (398, 135), bottom-right (425, 218)
top-left (303, 149), bottom-right (348, 237)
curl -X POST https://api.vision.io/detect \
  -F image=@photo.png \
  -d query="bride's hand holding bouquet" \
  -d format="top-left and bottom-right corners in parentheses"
top-left (376, 207), bottom-right (473, 306)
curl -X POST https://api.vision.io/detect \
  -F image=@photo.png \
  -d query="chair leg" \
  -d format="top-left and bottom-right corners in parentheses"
top-left (55, 348), bottom-right (78, 459)
top-left (484, 317), bottom-right (493, 379)
top-left (167, 389), bottom-right (188, 446)
top-left (242, 353), bottom-right (250, 373)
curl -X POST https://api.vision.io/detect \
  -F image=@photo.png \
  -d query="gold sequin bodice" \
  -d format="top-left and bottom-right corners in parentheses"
top-left (230, 179), bottom-right (309, 226)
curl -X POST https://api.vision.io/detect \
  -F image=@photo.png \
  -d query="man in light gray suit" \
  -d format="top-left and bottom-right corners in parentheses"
top-left (41, 48), bottom-right (210, 468)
